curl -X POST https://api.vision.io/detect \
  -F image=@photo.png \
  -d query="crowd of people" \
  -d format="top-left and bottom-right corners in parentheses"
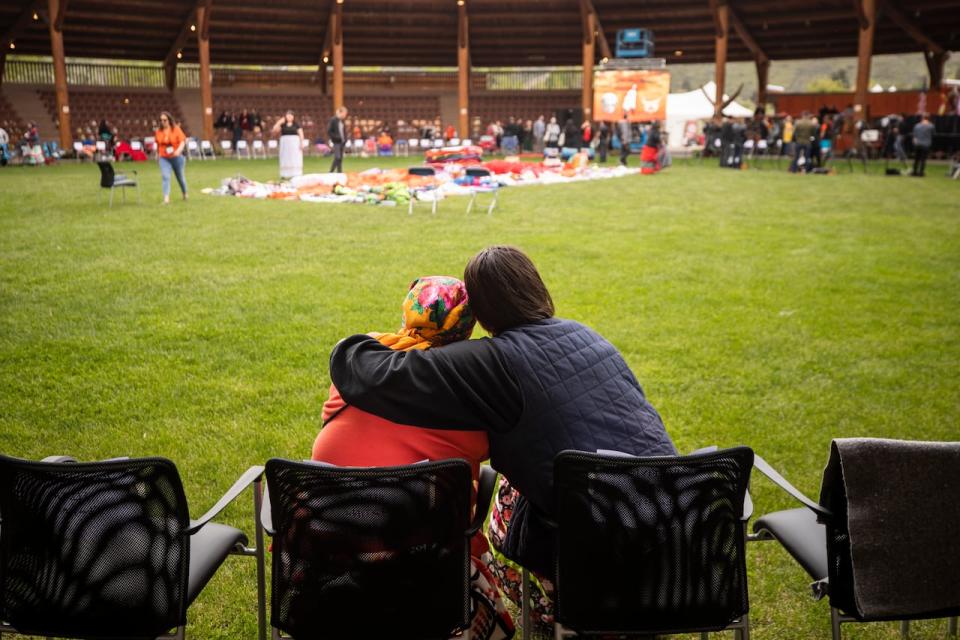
top-left (701, 105), bottom-right (952, 177)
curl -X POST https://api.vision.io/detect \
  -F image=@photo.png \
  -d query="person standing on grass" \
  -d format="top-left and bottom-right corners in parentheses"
top-left (912, 113), bottom-right (935, 177)
top-left (272, 110), bottom-right (304, 180)
top-left (618, 115), bottom-right (632, 166)
top-left (533, 115), bottom-right (545, 153)
top-left (328, 106), bottom-right (348, 173)
top-left (154, 111), bottom-right (187, 205)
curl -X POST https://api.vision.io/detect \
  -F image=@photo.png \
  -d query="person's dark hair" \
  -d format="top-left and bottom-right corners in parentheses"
top-left (463, 246), bottom-right (554, 334)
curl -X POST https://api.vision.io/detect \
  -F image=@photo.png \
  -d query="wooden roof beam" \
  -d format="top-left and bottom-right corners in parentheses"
top-left (580, 0), bottom-right (612, 60)
top-left (164, 0), bottom-right (209, 66)
top-left (877, 0), bottom-right (944, 55)
top-left (320, 4), bottom-right (335, 67)
top-left (728, 1), bottom-right (767, 63)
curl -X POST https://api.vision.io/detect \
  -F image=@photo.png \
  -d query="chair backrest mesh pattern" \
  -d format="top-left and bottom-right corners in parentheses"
top-left (97, 162), bottom-right (115, 188)
top-left (265, 459), bottom-right (472, 640)
top-left (0, 456), bottom-right (190, 639)
top-left (554, 447), bottom-right (754, 635)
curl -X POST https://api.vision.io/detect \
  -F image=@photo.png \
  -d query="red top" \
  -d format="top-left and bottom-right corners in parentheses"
top-left (313, 384), bottom-right (490, 489)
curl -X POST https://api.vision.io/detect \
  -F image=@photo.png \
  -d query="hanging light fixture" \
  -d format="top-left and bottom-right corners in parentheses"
top-left (32, 12), bottom-right (39, 20)
top-left (176, 50), bottom-right (183, 59)
top-left (190, 24), bottom-right (196, 32)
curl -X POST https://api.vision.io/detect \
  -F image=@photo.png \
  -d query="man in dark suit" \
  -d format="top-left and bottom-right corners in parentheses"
top-left (328, 106), bottom-right (348, 173)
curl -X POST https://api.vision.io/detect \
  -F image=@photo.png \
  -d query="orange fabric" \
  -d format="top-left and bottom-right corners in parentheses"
top-left (155, 126), bottom-right (186, 159)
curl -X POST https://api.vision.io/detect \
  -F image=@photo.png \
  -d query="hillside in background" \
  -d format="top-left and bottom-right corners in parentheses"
top-left (668, 52), bottom-right (960, 108)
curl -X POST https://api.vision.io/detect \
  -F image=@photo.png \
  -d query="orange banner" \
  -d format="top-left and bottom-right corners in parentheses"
top-left (593, 70), bottom-right (670, 122)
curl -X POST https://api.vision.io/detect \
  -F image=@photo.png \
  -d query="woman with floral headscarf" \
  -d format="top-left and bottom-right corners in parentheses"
top-left (312, 275), bottom-right (515, 640)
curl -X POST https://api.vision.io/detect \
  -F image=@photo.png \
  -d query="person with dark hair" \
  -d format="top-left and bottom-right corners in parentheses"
top-left (617, 115), bottom-right (632, 166)
top-left (912, 113), bottom-right (935, 177)
top-left (596, 120), bottom-right (609, 163)
top-left (640, 121), bottom-right (662, 174)
top-left (154, 111), bottom-right (187, 204)
top-left (327, 106), bottom-right (348, 173)
top-left (329, 245), bottom-right (675, 626)
top-left (272, 110), bottom-right (304, 179)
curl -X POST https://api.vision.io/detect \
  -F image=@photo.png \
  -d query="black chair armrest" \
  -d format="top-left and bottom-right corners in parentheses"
top-left (753, 454), bottom-right (832, 520)
top-left (41, 455), bottom-right (78, 463)
top-left (186, 465), bottom-right (265, 535)
top-left (467, 465), bottom-right (498, 535)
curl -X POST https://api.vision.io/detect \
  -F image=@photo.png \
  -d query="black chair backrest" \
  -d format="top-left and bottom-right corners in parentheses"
top-left (465, 167), bottom-right (491, 178)
top-left (265, 458), bottom-right (472, 640)
top-left (408, 166), bottom-right (436, 177)
top-left (554, 447), bottom-right (754, 635)
top-left (97, 161), bottom-right (115, 188)
top-left (0, 455), bottom-right (190, 638)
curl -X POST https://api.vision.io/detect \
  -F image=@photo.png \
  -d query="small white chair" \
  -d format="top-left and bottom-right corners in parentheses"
top-left (144, 136), bottom-right (156, 157)
top-left (462, 138), bottom-right (472, 146)
top-left (73, 141), bottom-right (84, 162)
top-left (187, 139), bottom-right (201, 160)
top-left (432, 139), bottom-right (444, 149)
top-left (220, 140), bottom-right (233, 157)
top-left (201, 140), bottom-right (216, 160)
top-left (235, 140), bottom-right (251, 159)
top-left (267, 139), bottom-right (279, 156)
top-left (252, 139), bottom-right (266, 159)
top-left (301, 138), bottom-right (311, 156)
top-left (408, 138), bottom-right (420, 150)
top-left (130, 140), bottom-right (143, 152)
top-left (396, 139), bottom-right (409, 157)
top-left (420, 138), bottom-right (432, 149)
top-left (450, 138), bottom-right (461, 146)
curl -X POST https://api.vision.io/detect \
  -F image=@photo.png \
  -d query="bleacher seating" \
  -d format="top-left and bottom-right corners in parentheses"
top-left (37, 89), bottom-right (186, 140)
top-left (472, 92), bottom-right (580, 127)
top-left (0, 94), bottom-right (27, 141)
top-left (212, 94), bottom-right (440, 143)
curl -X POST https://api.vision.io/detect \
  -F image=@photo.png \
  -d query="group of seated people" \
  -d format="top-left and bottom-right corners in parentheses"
top-left (317, 245), bottom-right (676, 637)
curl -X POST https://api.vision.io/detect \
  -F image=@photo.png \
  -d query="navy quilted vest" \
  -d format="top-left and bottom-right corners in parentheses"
top-left (490, 317), bottom-right (676, 575)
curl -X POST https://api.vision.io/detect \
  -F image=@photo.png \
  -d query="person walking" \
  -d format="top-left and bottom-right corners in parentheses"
top-left (596, 120), bottom-right (609, 163)
top-left (154, 111), bottom-right (187, 204)
top-left (618, 115), bottom-right (632, 166)
top-left (272, 110), bottom-right (305, 180)
top-left (328, 106), bottom-right (348, 173)
top-left (532, 115), bottom-right (545, 153)
top-left (912, 113), bottom-right (935, 177)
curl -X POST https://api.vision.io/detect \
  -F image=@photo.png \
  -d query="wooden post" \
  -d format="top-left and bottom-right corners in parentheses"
top-left (47, 0), bottom-right (72, 151)
top-left (924, 50), bottom-right (949, 92)
top-left (457, 1), bottom-right (469, 139)
top-left (853, 0), bottom-right (876, 122)
top-left (0, 52), bottom-right (6, 90)
top-left (197, 4), bottom-right (213, 141)
top-left (332, 0), bottom-right (344, 112)
top-left (713, 0), bottom-right (729, 116)
top-left (756, 58), bottom-right (769, 109)
top-left (581, 11), bottom-right (595, 120)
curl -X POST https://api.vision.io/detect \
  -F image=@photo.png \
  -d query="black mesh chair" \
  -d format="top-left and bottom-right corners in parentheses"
top-left (263, 458), bottom-right (476, 640)
top-left (551, 447), bottom-right (754, 639)
top-left (97, 161), bottom-right (140, 208)
top-left (751, 441), bottom-right (960, 640)
top-left (0, 454), bottom-right (267, 640)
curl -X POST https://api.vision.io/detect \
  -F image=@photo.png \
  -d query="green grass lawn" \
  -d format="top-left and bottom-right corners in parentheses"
top-left (1, 154), bottom-right (958, 638)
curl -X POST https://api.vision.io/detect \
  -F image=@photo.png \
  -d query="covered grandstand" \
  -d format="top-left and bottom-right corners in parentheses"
top-left (0, 0), bottom-right (957, 149)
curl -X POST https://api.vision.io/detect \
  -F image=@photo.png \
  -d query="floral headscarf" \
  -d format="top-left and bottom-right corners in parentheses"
top-left (371, 276), bottom-right (476, 352)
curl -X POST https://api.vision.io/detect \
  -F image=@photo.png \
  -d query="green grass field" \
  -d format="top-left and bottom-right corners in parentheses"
top-left (1, 154), bottom-right (958, 638)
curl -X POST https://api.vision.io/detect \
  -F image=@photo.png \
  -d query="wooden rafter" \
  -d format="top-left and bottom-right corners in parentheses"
top-left (877, 0), bottom-right (944, 54)
top-left (164, 0), bottom-right (211, 65)
top-left (320, 5), bottom-right (335, 66)
top-left (579, 0), bottom-right (612, 61)
top-left (54, 0), bottom-right (68, 31)
top-left (727, 1), bottom-right (767, 63)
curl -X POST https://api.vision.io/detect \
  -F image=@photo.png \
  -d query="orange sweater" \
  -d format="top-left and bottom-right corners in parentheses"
top-left (155, 125), bottom-right (186, 159)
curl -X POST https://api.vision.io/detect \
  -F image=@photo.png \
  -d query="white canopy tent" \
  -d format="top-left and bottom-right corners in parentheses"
top-left (665, 81), bottom-right (754, 149)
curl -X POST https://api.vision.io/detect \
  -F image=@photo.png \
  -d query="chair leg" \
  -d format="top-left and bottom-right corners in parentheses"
top-left (521, 568), bottom-right (531, 640)
top-left (900, 620), bottom-right (909, 638)
top-left (466, 193), bottom-right (475, 215)
top-left (488, 192), bottom-right (497, 215)
top-left (253, 479), bottom-right (268, 640)
top-left (431, 197), bottom-right (437, 216)
top-left (831, 607), bottom-right (842, 640)
top-left (739, 612), bottom-right (750, 640)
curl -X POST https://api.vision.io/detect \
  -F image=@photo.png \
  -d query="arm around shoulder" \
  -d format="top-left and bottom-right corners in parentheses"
top-left (329, 334), bottom-right (522, 433)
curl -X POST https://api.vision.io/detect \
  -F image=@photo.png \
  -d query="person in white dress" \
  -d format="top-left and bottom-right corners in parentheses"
top-left (272, 111), bottom-right (304, 179)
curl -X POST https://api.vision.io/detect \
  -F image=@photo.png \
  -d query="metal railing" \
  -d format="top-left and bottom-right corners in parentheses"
top-left (3, 58), bottom-right (583, 92)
